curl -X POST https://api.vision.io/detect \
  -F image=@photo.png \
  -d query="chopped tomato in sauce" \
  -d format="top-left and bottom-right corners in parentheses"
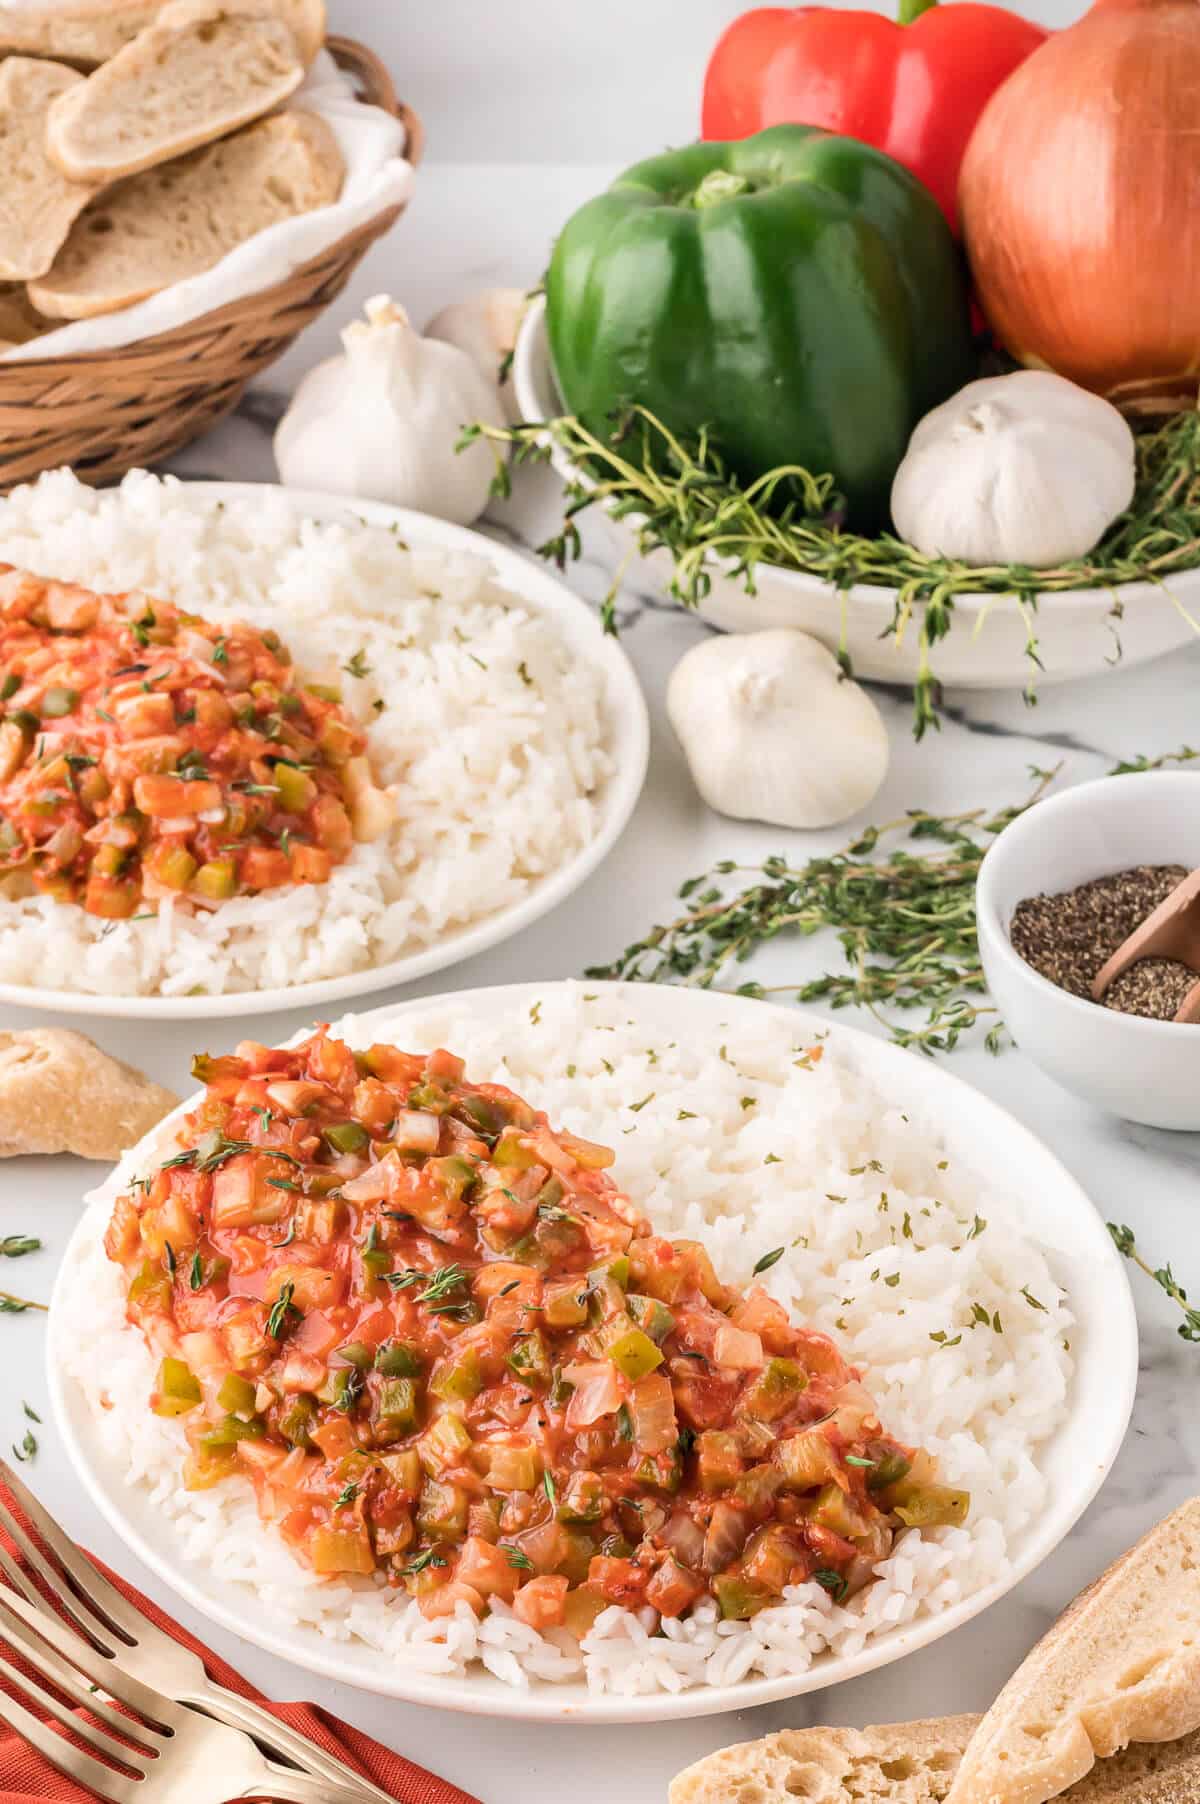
top-left (105, 1031), bottom-right (967, 1633)
top-left (0, 567), bottom-right (385, 917)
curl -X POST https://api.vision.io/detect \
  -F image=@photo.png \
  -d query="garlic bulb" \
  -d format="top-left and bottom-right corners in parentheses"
top-left (666, 629), bottom-right (889, 830)
top-left (274, 295), bottom-right (506, 526)
top-left (426, 288), bottom-right (529, 424)
top-left (890, 370), bottom-right (1135, 568)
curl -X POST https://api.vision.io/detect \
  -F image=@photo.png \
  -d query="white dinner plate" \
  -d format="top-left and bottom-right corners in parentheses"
top-left (0, 486), bottom-right (649, 1020)
top-left (48, 981), bottom-right (1138, 1724)
top-left (514, 297), bottom-right (1200, 691)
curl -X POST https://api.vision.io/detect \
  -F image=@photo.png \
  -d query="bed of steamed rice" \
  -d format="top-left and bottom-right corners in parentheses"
top-left (59, 987), bottom-right (1073, 1697)
top-left (0, 470), bottom-right (613, 997)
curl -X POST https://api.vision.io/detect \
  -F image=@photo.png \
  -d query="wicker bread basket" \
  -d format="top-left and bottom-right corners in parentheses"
top-left (0, 36), bottom-right (423, 491)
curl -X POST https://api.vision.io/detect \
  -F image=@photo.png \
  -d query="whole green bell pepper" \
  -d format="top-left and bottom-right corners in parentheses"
top-left (545, 125), bottom-right (974, 530)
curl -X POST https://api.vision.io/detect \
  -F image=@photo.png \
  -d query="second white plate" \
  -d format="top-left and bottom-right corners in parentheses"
top-left (0, 485), bottom-right (648, 1020)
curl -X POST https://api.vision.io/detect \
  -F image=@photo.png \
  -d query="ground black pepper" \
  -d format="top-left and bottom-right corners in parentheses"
top-left (1009, 864), bottom-right (1199, 1021)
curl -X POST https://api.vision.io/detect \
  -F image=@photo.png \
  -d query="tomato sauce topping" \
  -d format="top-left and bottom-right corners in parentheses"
top-left (105, 1031), bottom-right (969, 1636)
top-left (0, 567), bottom-right (392, 918)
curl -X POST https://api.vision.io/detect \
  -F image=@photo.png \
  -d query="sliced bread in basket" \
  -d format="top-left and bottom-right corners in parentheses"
top-left (0, 1), bottom-right (164, 67)
top-left (30, 108), bottom-right (344, 321)
top-left (0, 58), bottom-right (103, 281)
top-left (45, 0), bottom-right (318, 183)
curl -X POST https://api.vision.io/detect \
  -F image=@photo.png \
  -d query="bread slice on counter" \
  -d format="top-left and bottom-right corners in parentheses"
top-left (947, 1498), bottom-right (1200, 1804)
top-left (670, 1717), bottom-right (980, 1804)
top-left (0, 1), bottom-right (164, 67)
top-left (30, 108), bottom-right (344, 321)
top-left (45, 0), bottom-right (312, 183)
top-left (0, 58), bottom-right (103, 280)
top-left (671, 1719), bottom-right (1200, 1804)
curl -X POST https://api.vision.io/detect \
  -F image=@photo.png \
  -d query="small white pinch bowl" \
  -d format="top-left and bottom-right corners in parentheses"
top-left (977, 771), bottom-right (1200, 1129)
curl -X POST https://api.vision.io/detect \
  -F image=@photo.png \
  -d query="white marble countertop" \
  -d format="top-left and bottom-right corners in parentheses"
top-left (5, 162), bottom-right (1199, 1804)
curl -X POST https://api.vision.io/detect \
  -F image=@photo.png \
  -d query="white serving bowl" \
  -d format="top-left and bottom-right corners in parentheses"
top-left (977, 772), bottom-right (1200, 1128)
top-left (513, 296), bottom-right (1200, 690)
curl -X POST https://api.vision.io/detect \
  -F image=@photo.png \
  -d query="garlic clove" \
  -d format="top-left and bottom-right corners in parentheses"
top-left (666, 628), bottom-right (889, 831)
top-left (892, 369), bottom-right (1136, 567)
top-left (274, 292), bottom-right (507, 525)
top-left (426, 288), bottom-right (530, 424)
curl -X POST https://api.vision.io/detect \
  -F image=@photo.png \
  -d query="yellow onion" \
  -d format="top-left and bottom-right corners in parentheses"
top-left (960, 0), bottom-right (1200, 413)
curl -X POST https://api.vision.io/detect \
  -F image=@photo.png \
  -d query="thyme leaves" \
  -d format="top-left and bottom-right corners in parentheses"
top-left (588, 770), bottom-right (1059, 1056)
top-left (1109, 1223), bottom-right (1200, 1342)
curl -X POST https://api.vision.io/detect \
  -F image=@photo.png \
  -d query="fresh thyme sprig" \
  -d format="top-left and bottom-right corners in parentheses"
top-left (1108, 1223), bottom-right (1200, 1342)
top-left (589, 767), bottom-right (1060, 1055)
top-left (463, 406), bottom-right (1200, 738)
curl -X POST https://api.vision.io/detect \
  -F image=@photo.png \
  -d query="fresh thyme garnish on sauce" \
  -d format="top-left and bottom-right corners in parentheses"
top-left (265, 1281), bottom-right (298, 1340)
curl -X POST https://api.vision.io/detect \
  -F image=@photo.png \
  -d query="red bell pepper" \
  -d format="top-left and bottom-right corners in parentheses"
top-left (701, 0), bottom-right (1046, 232)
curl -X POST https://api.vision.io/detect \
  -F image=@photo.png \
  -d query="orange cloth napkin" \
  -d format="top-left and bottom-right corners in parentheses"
top-left (0, 1480), bottom-right (480, 1804)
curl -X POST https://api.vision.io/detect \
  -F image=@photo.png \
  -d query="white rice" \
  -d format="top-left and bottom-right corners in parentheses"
top-left (60, 987), bottom-right (1073, 1696)
top-left (0, 470), bottom-right (613, 996)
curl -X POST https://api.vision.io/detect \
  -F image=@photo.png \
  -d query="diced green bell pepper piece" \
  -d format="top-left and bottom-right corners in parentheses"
top-left (272, 760), bottom-right (315, 813)
top-left (430, 1349), bottom-right (482, 1404)
top-left (375, 1340), bottom-right (422, 1377)
top-left (154, 1357), bottom-right (201, 1418)
top-left (216, 1373), bottom-right (258, 1418)
top-left (506, 1330), bottom-right (551, 1385)
top-left (492, 1130), bottom-right (535, 1170)
top-left (867, 1451), bottom-right (912, 1492)
top-left (741, 1357), bottom-right (807, 1422)
top-left (416, 1477), bottom-right (468, 1540)
top-left (376, 1377), bottom-right (420, 1431)
top-left (335, 1341), bottom-right (373, 1370)
top-left (192, 859), bottom-right (237, 902)
top-left (201, 1413), bottom-right (265, 1450)
top-left (278, 1395), bottom-right (317, 1449)
top-left (627, 1294), bottom-right (676, 1344)
top-left (322, 1121), bottom-right (370, 1155)
top-left (544, 1279), bottom-right (589, 1330)
top-left (128, 1259), bottom-right (172, 1314)
top-left (634, 1449), bottom-right (682, 1494)
top-left (589, 1255), bottom-right (629, 1291)
top-left (602, 1319), bottom-right (663, 1381)
top-left (891, 1482), bottom-right (970, 1528)
top-left (428, 1155), bottom-right (478, 1203)
top-left (713, 1574), bottom-right (773, 1620)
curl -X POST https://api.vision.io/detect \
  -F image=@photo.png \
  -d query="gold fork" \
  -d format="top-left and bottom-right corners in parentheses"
top-left (0, 1459), bottom-right (395, 1803)
top-left (0, 1581), bottom-right (380, 1803)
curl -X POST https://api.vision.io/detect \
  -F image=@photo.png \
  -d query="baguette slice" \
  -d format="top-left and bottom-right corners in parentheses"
top-left (0, 1), bottom-right (164, 67)
top-left (0, 58), bottom-right (103, 280)
top-left (671, 1720), bottom-right (1200, 1804)
top-left (670, 1718), bottom-right (980, 1804)
top-left (30, 108), bottom-right (344, 321)
top-left (948, 1499), bottom-right (1200, 1804)
top-left (45, 1), bottom-right (311, 184)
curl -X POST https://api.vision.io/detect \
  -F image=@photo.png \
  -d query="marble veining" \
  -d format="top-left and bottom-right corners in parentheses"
top-left (5, 162), bottom-right (1200, 1804)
